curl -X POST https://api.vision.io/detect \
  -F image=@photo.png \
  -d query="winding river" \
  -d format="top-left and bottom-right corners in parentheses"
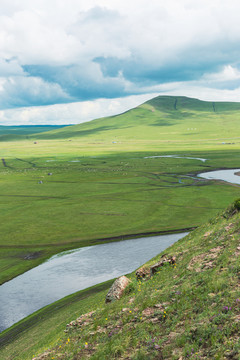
top-left (0, 232), bottom-right (188, 333)
top-left (1, 168), bottom-right (239, 334)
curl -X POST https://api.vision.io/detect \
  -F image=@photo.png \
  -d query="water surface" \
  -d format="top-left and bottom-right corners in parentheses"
top-left (198, 168), bottom-right (240, 184)
top-left (144, 155), bottom-right (207, 162)
top-left (0, 232), bottom-right (187, 332)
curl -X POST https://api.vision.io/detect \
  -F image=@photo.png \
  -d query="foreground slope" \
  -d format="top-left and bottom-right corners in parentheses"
top-left (1, 202), bottom-right (239, 359)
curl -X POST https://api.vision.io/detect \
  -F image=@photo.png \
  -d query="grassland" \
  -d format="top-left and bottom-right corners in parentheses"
top-left (1, 96), bottom-right (240, 285)
top-left (1, 95), bottom-right (240, 358)
top-left (1, 204), bottom-right (239, 359)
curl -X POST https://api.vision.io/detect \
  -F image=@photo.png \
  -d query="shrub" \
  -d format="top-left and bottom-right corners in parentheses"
top-left (233, 198), bottom-right (240, 210)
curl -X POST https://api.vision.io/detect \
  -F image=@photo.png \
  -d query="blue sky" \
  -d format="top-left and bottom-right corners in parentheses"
top-left (1, 0), bottom-right (240, 124)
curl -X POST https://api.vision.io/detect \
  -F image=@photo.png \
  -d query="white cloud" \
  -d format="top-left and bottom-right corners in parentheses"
top-left (1, 0), bottom-right (240, 120)
top-left (2, 86), bottom-right (240, 126)
top-left (0, 93), bottom-right (158, 125)
top-left (0, 76), bottom-right (70, 108)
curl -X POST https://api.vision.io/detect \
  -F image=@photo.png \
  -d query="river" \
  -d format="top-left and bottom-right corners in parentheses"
top-left (198, 168), bottom-right (240, 184)
top-left (0, 232), bottom-right (188, 332)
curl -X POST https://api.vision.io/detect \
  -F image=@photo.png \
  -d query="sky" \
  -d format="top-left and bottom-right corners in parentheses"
top-left (1, 0), bottom-right (240, 125)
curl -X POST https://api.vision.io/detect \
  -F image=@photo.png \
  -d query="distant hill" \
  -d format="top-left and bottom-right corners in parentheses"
top-left (28, 95), bottom-right (240, 142)
top-left (0, 125), bottom-right (69, 141)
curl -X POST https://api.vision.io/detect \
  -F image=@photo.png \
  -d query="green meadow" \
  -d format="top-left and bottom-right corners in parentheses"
top-left (1, 95), bottom-right (240, 358)
top-left (1, 96), bottom-right (240, 285)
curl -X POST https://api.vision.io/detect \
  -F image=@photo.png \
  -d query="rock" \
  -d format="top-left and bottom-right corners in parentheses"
top-left (122, 307), bottom-right (130, 312)
top-left (105, 276), bottom-right (131, 303)
top-left (154, 303), bottom-right (165, 310)
top-left (150, 317), bottom-right (159, 324)
top-left (204, 231), bottom-right (213, 238)
top-left (128, 297), bottom-right (135, 304)
top-left (142, 307), bottom-right (155, 317)
top-left (150, 256), bottom-right (176, 275)
top-left (188, 247), bottom-right (223, 272)
top-left (136, 266), bottom-right (150, 279)
top-left (225, 223), bottom-right (233, 231)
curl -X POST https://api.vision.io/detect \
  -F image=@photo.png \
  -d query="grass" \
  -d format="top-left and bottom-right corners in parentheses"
top-left (0, 125), bottom-right (67, 141)
top-left (1, 149), bottom-right (240, 285)
top-left (1, 203), bottom-right (239, 359)
top-left (1, 96), bottom-right (240, 285)
top-left (0, 95), bottom-right (240, 358)
top-left (0, 280), bottom-right (114, 360)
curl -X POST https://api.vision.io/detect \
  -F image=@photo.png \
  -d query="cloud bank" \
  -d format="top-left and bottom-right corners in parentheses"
top-left (1, 0), bottom-right (240, 124)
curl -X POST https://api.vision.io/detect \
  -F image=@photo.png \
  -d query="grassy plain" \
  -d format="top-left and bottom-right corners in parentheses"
top-left (1, 96), bottom-right (240, 284)
top-left (1, 96), bottom-right (240, 285)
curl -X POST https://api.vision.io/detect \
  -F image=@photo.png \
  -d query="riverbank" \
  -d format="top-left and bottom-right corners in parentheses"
top-left (1, 202), bottom-right (239, 359)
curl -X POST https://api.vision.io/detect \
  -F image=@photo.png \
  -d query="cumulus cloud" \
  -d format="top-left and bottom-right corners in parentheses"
top-left (0, 76), bottom-right (70, 108)
top-left (1, 0), bottom-right (240, 122)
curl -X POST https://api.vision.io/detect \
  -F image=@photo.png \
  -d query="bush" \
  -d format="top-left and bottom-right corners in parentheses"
top-left (233, 198), bottom-right (240, 210)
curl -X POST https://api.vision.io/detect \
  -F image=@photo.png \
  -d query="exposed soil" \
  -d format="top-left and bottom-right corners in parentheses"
top-left (23, 252), bottom-right (43, 260)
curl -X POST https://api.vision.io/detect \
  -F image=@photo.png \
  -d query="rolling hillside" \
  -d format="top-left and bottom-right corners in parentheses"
top-left (28, 96), bottom-right (240, 143)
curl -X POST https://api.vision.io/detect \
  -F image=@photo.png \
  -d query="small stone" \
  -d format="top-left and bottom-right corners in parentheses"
top-left (150, 317), bottom-right (159, 323)
top-left (136, 266), bottom-right (150, 279)
top-left (128, 297), bottom-right (135, 304)
top-left (208, 293), bottom-right (216, 297)
top-left (154, 303), bottom-right (165, 310)
top-left (204, 231), bottom-right (213, 238)
top-left (142, 307), bottom-right (155, 317)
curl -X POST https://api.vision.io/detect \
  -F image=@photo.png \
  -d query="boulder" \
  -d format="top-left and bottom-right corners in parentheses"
top-left (105, 276), bottom-right (130, 303)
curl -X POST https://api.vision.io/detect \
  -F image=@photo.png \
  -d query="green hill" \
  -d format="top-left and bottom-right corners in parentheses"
top-left (1, 202), bottom-right (239, 359)
top-left (28, 96), bottom-right (240, 143)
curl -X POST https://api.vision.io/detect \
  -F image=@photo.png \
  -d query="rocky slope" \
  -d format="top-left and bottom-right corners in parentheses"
top-left (33, 203), bottom-right (240, 359)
